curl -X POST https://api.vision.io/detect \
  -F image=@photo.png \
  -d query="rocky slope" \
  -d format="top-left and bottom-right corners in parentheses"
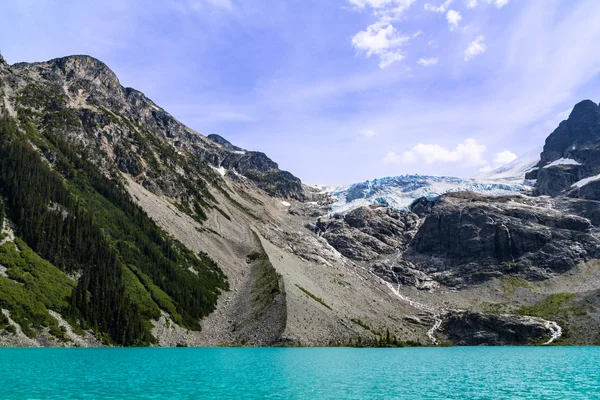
top-left (1, 54), bottom-right (599, 347)
top-left (527, 100), bottom-right (600, 198)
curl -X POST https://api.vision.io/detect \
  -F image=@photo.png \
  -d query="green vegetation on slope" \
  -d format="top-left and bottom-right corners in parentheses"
top-left (0, 108), bottom-right (227, 345)
top-left (500, 275), bottom-right (536, 297)
top-left (295, 285), bottom-right (332, 310)
top-left (248, 248), bottom-right (281, 315)
top-left (516, 293), bottom-right (585, 320)
top-left (0, 238), bottom-right (73, 340)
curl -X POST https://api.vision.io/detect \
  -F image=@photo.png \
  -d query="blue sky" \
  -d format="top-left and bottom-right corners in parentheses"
top-left (2, 0), bottom-right (600, 184)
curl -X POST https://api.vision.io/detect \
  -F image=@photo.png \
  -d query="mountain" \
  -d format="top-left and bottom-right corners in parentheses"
top-left (1, 55), bottom-right (599, 347)
top-left (476, 147), bottom-right (541, 185)
top-left (527, 100), bottom-right (600, 197)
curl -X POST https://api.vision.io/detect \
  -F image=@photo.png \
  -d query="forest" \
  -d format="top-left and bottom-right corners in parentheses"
top-left (0, 114), bottom-right (227, 345)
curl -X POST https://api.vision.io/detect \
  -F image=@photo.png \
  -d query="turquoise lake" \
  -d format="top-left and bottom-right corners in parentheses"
top-left (1, 347), bottom-right (599, 399)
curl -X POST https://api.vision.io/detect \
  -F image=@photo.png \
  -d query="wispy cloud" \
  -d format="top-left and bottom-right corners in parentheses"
top-left (174, 0), bottom-right (234, 14)
top-left (348, 0), bottom-right (417, 21)
top-left (464, 35), bottom-right (486, 60)
top-left (359, 129), bottom-right (378, 138)
top-left (424, 0), bottom-right (453, 13)
top-left (418, 57), bottom-right (439, 66)
top-left (486, 0), bottom-right (509, 9)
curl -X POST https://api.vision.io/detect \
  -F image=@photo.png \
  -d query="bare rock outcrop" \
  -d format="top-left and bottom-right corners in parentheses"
top-left (315, 206), bottom-right (419, 261)
top-left (405, 193), bottom-right (600, 285)
top-left (441, 312), bottom-right (553, 346)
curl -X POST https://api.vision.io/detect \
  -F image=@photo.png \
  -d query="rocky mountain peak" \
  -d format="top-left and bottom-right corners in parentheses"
top-left (207, 134), bottom-right (245, 152)
top-left (528, 99), bottom-right (600, 196)
top-left (9, 55), bottom-right (124, 112)
top-left (570, 99), bottom-right (599, 120)
top-left (538, 99), bottom-right (600, 166)
top-left (0, 53), bottom-right (7, 66)
top-left (51, 55), bottom-right (121, 90)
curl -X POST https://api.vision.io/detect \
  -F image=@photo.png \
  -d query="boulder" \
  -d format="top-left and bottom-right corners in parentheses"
top-left (442, 312), bottom-right (552, 346)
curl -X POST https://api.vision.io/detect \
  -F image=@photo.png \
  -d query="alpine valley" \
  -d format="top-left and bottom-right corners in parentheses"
top-left (1, 54), bottom-right (600, 348)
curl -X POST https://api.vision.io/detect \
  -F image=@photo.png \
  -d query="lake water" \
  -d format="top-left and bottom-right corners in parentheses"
top-left (0, 347), bottom-right (599, 399)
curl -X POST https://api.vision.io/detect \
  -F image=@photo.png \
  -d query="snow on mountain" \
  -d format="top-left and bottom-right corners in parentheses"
top-left (571, 173), bottom-right (600, 188)
top-left (543, 158), bottom-right (581, 168)
top-left (314, 149), bottom-right (542, 215)
top-left (476, 148), bottom-right (541, 185)
top-left (321, 175), bottom-right (526, 214)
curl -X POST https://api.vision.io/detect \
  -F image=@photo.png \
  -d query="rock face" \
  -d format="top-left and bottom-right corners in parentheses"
top-left (207, 134), bottom-right (244, 152)
top-left (316, 206), bottom-right (419, 261)
top-left (220, 151), bottom-right (305, 200)
top-left (442, 312), bottom-right (552, 346)
top-left (405, 193), bottom-right (600, 285)
top-left (528, 100), bottom-right (600, 197)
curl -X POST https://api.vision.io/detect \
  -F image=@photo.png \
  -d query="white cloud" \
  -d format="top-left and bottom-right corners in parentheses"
top-left (384, 138), bottom-right (488, 166)
top-left (348, 0), bottom-right (399, 8)
top-left (493, 150), bottom-right (517, 166)
top-left (446, 10), bottom-right (462, 31)
top-left (352, 22), bottom-right (413, 68)
top-left (466, 0), bottom-right (477, 8)
top-left (348, 0), bottom-right (417, 21)
top-left (486, 0), bottom-right (509, 8)
top-left (359, 129), bottom-right (378, 138)
top-left (428, 40), bottom-right (438, 48)
top-left (418, 57), bottom-right (439, 66)
top-left (464, 35), bottom-right (486, 60)
top-left (478, 149), bottom-right (517, 172)
top-left (348, 0), bottom-right (418, 67)
top-left (424, 0), bottom-right (453, 13)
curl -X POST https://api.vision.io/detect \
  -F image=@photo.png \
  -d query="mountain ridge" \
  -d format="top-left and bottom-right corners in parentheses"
top-left (1, 55), bottom-right (600, 347)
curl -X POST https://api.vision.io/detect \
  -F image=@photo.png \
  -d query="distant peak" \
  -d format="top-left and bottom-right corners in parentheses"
top-left (51, 54), bottom-right (115, 74)
top-left (569, 99), bottom-right (599, 119)
top-left (11, 54), bottom-right (122, 91)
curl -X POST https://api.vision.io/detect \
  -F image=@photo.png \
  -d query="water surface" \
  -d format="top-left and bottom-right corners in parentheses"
top-left (1, 347), bottom-right (599, 399)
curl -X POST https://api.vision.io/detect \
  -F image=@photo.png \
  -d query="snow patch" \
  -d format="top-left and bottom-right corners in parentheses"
top-left (281, 201), bottom-right (291, 207)
top-left (571, 173), bottom-right (600, 188)
top-left (232, 170), bottom-right (246, 179)
top-left (211, 166), bottom-right (227, 176)
top-left (543, 158), bottom-right (581, 168)
top-left (233, 150), bottom-right (246, 155)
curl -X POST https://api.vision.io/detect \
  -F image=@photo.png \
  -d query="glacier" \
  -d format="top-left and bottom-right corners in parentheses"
top-left (317, 149), bottom-right (540, 215)
top-left (318, 175), bottom-right (527, 214)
